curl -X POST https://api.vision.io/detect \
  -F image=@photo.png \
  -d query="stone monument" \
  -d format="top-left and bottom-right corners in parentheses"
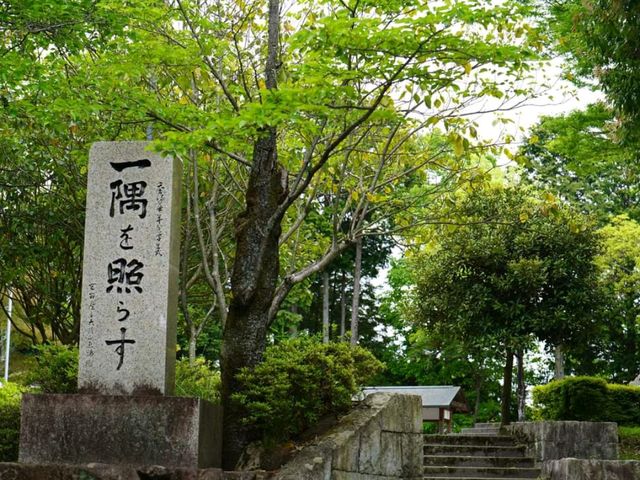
top-left (18, 142), bottom-right (221, 469)
top-left (78, 141), bottom-right (180, 394)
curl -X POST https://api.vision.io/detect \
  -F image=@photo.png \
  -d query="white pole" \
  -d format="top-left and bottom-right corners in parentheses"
top-left (4, 295), bottom-right (11, 382)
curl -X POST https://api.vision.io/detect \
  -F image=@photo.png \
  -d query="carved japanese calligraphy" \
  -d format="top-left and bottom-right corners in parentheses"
top-left (106, 258), bottom-right (144, 294)
top-left (109, 180), bottom-right (148, 219)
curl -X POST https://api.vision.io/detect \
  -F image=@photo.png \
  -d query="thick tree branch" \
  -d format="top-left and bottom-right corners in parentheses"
top-left (267, 240), bottom-right (351, 325)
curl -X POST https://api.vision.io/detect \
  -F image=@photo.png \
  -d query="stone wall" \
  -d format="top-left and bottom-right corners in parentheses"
top-left (542, 458), bottom-right (640, 480)
top-left (273, 393), bottom-right (423, 480)
top-left (506, 421), bottom-right (619, 462)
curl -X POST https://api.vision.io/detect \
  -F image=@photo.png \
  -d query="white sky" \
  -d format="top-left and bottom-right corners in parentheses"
top-left (475, 58), bottom-right (604, 147)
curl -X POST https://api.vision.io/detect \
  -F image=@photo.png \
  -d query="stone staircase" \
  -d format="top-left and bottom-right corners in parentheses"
top-left (460, 422), bottom-right (502, 436)
top-left (423, 423), bottom-right (541, 479)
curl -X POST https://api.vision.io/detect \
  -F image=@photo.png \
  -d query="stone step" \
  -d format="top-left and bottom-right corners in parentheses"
top-left (423, 466), bottom-right (541, 478)
top-left (423, 444), bottom-right (526, 458)
top-left (473, 423), bottom-right (501, 429)
top-left (423, 455), bottom-right (535, 468)
top-left (460, 428), bottom-right (501, 435)
top-left (424, 434), bottom-right (519, 447)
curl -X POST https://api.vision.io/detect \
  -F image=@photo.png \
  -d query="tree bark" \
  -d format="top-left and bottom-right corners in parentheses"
top-left (473, 375), bottom-right (482, 421)
top-left (189, 326), bottom-right (197, 364)
top-left (554, 344), bottom-right (565, 380)
top-left (516, 350), bottom-right (526, 422)
top-left (220, 127), bottom-right (285, 468)
top-left (220, 0), bottom-right (284, 469)
top-left (500, 349), bottom-right (514, 426)
top-left (340, 273), bottom-right (346, 339)
top-left (350, 237), bottom-right (362, 346)
top-left (322, 271), bottom-right (330, 343)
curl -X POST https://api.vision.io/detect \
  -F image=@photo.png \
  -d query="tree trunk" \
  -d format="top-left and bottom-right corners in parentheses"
top-left (340, 273), bottom-right (346, 339)
top-left (554, 344), bottom-right (565, 380)
top-left (516, 350), bottom-right (526, 422)
top-left (322, 271), bottom-right (330, 343)
top-left (473, 375), bottom-right (483, 421)
top-left (500, 349), bottom-right (514, 426)
top-left (350, 237), bottom-right (362, 346)
top-left (220, 128), bottom-right (285, 468)
top-left (189, 325), bottom-right (197, 364)
top-left (288, 304), bottom-right (298, 337)
top-left (220, 0), bottom-right (283, 469)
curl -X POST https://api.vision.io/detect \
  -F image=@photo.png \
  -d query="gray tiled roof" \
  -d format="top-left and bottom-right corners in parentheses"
top-left (361, 385), bottom-right (462, 408)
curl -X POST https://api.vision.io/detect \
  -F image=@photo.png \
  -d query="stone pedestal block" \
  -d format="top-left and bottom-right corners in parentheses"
top-left (506, 421), bottom-right (618, 461)
top-left (19, 394), bottom-right (221, 469)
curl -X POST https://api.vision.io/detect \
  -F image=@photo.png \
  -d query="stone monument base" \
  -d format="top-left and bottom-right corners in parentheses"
top-left (19, 394), bottom-right (222, 469)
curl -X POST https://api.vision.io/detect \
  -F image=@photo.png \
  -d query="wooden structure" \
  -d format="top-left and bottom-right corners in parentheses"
top-left (361, 386), bottom-right (468, 433)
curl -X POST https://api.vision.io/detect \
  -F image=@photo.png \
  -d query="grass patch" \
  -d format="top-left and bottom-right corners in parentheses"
top-left (619, 426), bottom-right (640, 460)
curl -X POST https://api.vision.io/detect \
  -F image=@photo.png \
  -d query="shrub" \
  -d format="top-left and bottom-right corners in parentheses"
top-left (607, 384), bottom-right (640, 426)
top-left (27, 344), bottom-right (78, 393)
top-left (0, 382), bottom-right (27, 461)
top-left (175, 357), bottom-right (220, 403)
top-left (533, 376), bottom-right (608, 422)
top-left (233, 336), bottom-right (384, 444)
top-left (533, 376), bottom-right (640, 425)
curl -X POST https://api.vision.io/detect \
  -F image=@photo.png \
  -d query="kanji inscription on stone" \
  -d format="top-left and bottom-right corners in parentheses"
top-left (78, 142), bottom-right (181, 395)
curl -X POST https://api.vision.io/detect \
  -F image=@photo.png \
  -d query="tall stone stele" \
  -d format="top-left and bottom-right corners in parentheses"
top-left (18, 142), bottom-right (221, 470)
top-left (78, 142), bottom-right (181, 395)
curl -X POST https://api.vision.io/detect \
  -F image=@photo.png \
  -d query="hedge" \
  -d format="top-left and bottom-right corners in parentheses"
top-left (0, 382), bottom-right (27, 461)
top-left (533, 376), bottom-right (640, 425)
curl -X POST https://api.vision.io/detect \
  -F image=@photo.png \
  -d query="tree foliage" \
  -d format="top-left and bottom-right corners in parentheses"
top-left (519, 103), bottom-right (640, 222)
top-left (590, 216), bottom-right (640, 381)
top-left (545, 0), bottom-right (640, 129)
top-left (408, 186), bottom-right (603, 421)
top-left (411, 186), bottom-right (601, 351)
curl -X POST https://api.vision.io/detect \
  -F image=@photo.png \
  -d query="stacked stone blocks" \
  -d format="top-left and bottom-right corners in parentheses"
top-left (274, 393), bottom-right (423, 480)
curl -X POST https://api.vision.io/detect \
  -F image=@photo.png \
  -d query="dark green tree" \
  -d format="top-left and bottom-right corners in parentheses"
top-left (409, 186), bottom-right (603, 424)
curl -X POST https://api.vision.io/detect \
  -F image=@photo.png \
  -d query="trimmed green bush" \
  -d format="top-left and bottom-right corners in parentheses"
top-left (533, 376), bottom-right (608, 422)
top-left (27, 344), bottom-right (78, 393)
top-left (0, 382), bottom-right (27, 461)
top-left (233, 336), bottom-right (384, 444)
top-left (607, 384), bottom-right (640, 426)
top-left (533, 376), bottom-right (640, 425)
top-left (175, 357), bottom-right (220, 403)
